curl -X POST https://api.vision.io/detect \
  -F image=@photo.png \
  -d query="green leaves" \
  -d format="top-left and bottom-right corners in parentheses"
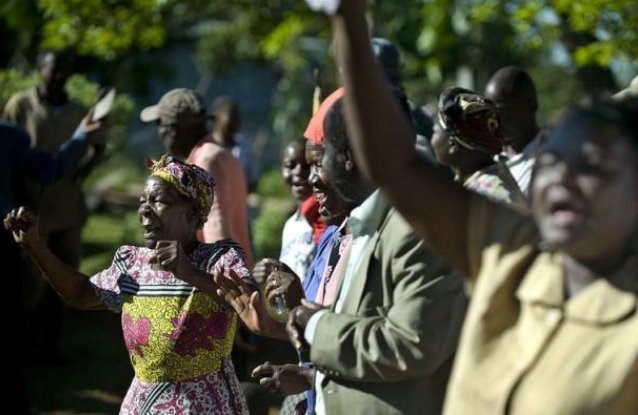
top-left (487, 0), bottom-right (638, 67)
top-left (37, 0), bottom-right (166, 60)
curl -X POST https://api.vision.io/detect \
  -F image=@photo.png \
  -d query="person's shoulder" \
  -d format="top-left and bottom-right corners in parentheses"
top-left (196, 240), bottom-right (246, 269)
top-left (214, 145), bottom-right (241, 164)
top-left (208, 146), bottom-right (244, 179)
top-left (380, 208), bottom-right (418, 244)
top-left (199, 239), bottom-right (244, 256)
top-left (116, 245), bottom-right (141, 257)
top-left (9, 88), bottom-right (33, 102)
top-left (110, 245), bottom-right (142, 269)
top-left (4, 89), bottom-right (33, 112)
top-left (193, 140), bottom-right (235, 162)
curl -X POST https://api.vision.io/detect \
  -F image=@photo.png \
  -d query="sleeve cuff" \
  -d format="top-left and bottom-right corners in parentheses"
top-left (304, 309), bottom-right (329, 345)
top-left (71, 124), bottom-right (87, 141)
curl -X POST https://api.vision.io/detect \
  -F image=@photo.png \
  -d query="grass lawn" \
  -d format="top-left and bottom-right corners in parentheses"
top-left (26, 209), bottom-right (140, 414)
top-left (26, 310), bottom-right (133, 415)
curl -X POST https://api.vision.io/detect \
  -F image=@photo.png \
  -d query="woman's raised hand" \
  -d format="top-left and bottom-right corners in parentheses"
top-left (4, 207), bottom-right (40, 247)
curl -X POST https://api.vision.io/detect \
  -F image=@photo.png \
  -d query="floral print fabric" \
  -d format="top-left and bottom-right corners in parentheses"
top-left (90, 240), bottom-right (250, 414)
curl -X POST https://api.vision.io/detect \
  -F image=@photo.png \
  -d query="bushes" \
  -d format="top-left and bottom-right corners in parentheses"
top-left (251, 168), bottom-right (294, 260)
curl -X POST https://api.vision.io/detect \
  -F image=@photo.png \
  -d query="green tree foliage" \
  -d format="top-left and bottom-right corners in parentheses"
top-left (1, 0), bottom-right (166, 62)
top-left (473, 0), bottom-right (638, 96)
top-left (472, 0), bottom-right (638, 67)
top-left (252, 168), bottom-right (294, 259)
top-left (4, 0), bottom-right (637, 132)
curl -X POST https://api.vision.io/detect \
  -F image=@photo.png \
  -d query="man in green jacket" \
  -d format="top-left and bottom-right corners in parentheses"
top-left (287, 96), bottom-right (466, 415)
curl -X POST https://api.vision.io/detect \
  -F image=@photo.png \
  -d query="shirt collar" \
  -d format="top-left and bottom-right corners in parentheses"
top-left (516, 251), bottom-right (564, 308)
top-left (516, 252), bottom-right (638, 324)
top-left (347, 189), bottom-right (387, 237)
top-left (505, 130), bottom-right (546, 164)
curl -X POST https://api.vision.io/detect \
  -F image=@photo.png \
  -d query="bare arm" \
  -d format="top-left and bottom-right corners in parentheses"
top-left (332, 1), bottom-right (473, 273)
top-left (214, 270), bottom-right (290, 340)
top-left (4, 208), bottom-right (104, 310)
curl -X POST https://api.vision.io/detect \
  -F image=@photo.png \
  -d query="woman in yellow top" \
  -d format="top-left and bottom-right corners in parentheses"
top-left (312, 1), bottom-right (638, 413)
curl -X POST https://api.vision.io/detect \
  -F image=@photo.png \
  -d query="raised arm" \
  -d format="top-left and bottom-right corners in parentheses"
top-left (8, 114), bottom-right (100, 185)
top-left (4, 207), bottom-right (104, 310)
top-left (331, 1), bottom-right (473, 273)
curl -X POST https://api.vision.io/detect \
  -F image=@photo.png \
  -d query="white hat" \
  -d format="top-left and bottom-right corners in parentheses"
top-left (613, 74), bottom-right (638, 101)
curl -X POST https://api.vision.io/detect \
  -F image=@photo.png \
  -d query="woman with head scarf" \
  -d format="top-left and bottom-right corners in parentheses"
top-left (432, 87), bottom-right (527, 208)
top-left (5, 155), bottom-right (253, 414)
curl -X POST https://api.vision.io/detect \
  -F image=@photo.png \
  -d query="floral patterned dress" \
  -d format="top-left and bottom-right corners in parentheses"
top-left (463, 160), bottom-right (528, 211)
top-left (90, 240), bottom-right (251, 414)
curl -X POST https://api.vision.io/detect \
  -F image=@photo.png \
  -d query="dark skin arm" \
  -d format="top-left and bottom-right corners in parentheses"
top-left (252, 258), bottom-right (292, 286)
top-left (264, 270), bottom-right (305, 310)
top-left (252, 361), bottom-right (314, 396)
top-left (332, 1), bottom-right (473, 275)
top-left (253, 258), bottom-right (305, 309)
top-left (4, 207), bottom-right (104, 310)
top-left (74, 143), bottom-right (106, 182)
top-left (214, 269), bottom-right (290, 340)
top-left (286, 299), bottom-right (325, 362)
top-left (150, 240), bottom-right (222, 301)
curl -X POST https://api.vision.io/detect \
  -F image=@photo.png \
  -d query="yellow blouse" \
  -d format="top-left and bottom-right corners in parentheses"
top-left (443, 197), bottom-right (638, 414)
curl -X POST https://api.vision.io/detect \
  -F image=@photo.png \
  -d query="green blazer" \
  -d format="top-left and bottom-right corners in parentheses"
top-left (310, 205), bottom-right (466, 415)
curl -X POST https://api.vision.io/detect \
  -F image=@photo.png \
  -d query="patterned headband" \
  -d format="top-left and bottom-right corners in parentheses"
top-left (438, 87), bottom-right (504, 155)
top-left (147, 155), bottom-right (215, 225)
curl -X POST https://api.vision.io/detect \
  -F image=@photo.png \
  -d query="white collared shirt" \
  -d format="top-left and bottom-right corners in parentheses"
top-left (279, 208), bottom-right (315, 281)
top-left (506, 131), bottom-right (545, 196)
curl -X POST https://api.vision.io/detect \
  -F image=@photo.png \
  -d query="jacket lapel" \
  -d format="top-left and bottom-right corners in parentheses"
top-left (338, 230), bottom-right (380, 315)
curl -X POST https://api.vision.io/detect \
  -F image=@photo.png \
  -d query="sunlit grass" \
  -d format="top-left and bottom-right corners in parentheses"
top-left (80, 209), bottom-right (142, 276)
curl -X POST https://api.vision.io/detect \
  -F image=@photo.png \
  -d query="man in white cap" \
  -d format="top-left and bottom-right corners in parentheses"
top-left (141, 88), bottom-right (254, 267)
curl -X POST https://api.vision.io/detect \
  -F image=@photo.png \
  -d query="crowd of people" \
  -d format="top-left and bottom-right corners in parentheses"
top-left (3, 0), bottom-right (638, 414)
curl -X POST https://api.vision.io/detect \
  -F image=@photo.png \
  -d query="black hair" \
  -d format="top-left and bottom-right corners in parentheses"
top-left (489, 66), bottom-right (537, 104)
top-left (324, 99), bottom-right (349, 152)
top-left (560, 98), bottom-right (638, 154)
top-left (212, 95), bottom-right (239, 114)
top-left (283, 137), bottom-right (306, 157)
top-left (371, 37), bottom-right (402, 87)
top-left (323, 86), bottom-right (413, 152)
top-left (36, 50), bottom-right (73, 69)
top-left (510, 70), bottom-right (537, 100)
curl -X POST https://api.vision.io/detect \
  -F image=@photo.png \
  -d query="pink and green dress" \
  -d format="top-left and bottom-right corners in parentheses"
top-left (90, 240), bottom-right (250, 414)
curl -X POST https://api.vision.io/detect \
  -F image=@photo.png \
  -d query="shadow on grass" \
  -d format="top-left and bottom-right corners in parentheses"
top-left (26, 310), bottom-right (132, 415)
